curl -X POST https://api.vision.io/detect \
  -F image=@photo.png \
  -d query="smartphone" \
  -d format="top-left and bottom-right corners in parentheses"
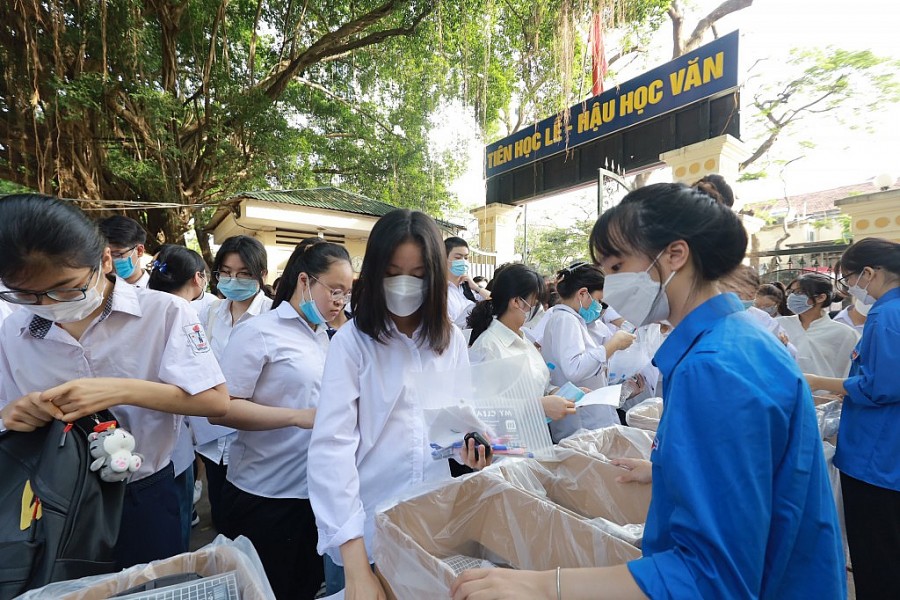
top-left (464, 432), bottom-right (492, 461)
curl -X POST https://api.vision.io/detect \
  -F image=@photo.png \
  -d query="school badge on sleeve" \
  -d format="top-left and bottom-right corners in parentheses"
top-left (184, 323), bottom-right (211, 354)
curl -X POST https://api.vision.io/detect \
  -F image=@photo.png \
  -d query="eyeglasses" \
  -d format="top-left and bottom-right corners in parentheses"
top-left (0, 268), bottom-right (99, 305)
top-left (312, 276), bottom-right (352, 304)
top-left (835, 274), bottom-right (853, 294)
top-left (213, 270), bottom-right (256, 281)
top-left (110, 245), bottom-right (137, 260)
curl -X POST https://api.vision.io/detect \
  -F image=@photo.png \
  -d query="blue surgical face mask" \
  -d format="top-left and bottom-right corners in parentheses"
top-left (299, 279), bottom-right (327, 326)
top-left (787, 293), bottom-right (813, 315)
top-left (113, 254), bottom-right (136, 280)
top-left (449, 259), bottom-right (469, 277)
top-left (741, 300), bottom-right (754, 310)
top-left (578, 295), bottom-right (603, 324)
top-left (217, 277), bottom-right (259, 302)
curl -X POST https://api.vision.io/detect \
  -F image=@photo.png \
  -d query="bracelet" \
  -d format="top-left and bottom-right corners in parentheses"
top-left (556, 566), bottom-right (561, 600)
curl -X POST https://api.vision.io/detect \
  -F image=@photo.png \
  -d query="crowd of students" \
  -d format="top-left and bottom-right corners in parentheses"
top-left (0, 184), bottom-right (897, 600)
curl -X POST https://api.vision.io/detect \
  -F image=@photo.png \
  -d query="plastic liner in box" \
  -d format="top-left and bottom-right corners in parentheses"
top-left (816, 399), bottom-right (841, 441)
top-left (18, 535), bottom-right (274, 600)
top-left (558, 424), bottom-right (654, 460)
top-left (822, 442), bottom-right (851, 565)
top-left (624, 397), bottom-right (663, 432)
top-left (485, 447), bottom-right (651, 547)
top-left (374, 470), bottom-right (640, 600)
top-left (413, 354), bottom-right (554, 460)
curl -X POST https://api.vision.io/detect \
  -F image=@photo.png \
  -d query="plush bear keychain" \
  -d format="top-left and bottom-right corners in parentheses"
top-left (87, 421), bottom-right (143, 482)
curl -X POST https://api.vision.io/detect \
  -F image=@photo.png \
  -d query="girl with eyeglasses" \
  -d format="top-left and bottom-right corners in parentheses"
top-left (307, 209), bottom-right (488, 599)
top-left (538, 261), bottom-right (636, 442)
top-left (207, 238), bottom-right (352, 599)
top-left (193, 234), bottom-right (274, 533)
top-left (804, 237), bottom-right (900, 599)
top-left (467, 263), bottom-right (575, 424)
top-left (0, 194), bottom-right (228, 570)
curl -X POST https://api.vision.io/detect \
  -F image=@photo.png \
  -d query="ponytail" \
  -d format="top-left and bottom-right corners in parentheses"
top-left (467, 299), bottom-right (494, 345)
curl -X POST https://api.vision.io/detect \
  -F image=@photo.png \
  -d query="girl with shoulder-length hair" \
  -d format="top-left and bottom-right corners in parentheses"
top-left (452, 182), bottom-right (844, 600)
top-left (804, 236), bottom-right (900, 599)
top-left (0, 194), bottom-right (228, 572)
top-left (308, 209), bottom-right (487, 598)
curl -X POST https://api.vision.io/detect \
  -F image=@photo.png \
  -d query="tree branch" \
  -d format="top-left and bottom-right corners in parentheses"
top-left (682, 0), bottom-right (753, 55)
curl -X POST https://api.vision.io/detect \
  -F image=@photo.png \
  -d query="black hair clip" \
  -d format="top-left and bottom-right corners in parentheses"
top-left (151, 260), bottom-right (168, 274)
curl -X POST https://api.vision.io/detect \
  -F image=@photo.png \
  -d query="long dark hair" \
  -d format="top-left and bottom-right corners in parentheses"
top-left (148, 244), bottom-right (206, 295)
top-left (841, 237), bottom-right (900, 279)
top-left (212, 235), bottom-right (271, 298)
top-left (0, 194), bottom-right (105, 282)
top-left (272, 238), bottom-right (351, 309)
top-left (468, 263), bottom-right (544, 344)
top-left (590, 182), bottom-right (747, 285)
top-left (353, 209), bottom-right (452, 353)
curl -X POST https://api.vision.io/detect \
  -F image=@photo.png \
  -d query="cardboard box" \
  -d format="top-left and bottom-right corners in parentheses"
top-left (490, 448), bottom-right (651, 547)
top-left (19, 536), bottom-right (273, 600)
top-left (374, 471), bottom-right (640, 600)
top-left (559, 424), bottom-right (655, 460)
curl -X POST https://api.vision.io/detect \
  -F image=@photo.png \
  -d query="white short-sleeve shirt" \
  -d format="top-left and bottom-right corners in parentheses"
top-left (539, 304), bottom-right (618, 442)
top-left (832, 307), bottom-right (865, 334)
top-left (447, 282), bottom-right (475, 329)
top-left (307, 319), bottom-right (469, 566)
top-left (776, 314), bottom-right (860, 378)
top-left (469, 318), bottom-right (550, 394)
top-left (0, 279), bottom-right (225, 481)
top-left (220, 302), bottom-right (329, 499)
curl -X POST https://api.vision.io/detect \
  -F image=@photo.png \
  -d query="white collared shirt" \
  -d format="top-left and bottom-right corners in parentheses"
top-left (307, 319), bottom-right (469, 565)
top-left (0, 280), bottom-right (225, 481)
top-left (192, 291), bottom-right (273, 462)
top-left (777, 314), bottom-right (860, 378)
top-left (447, 282), bottom-right (475, 328)
top-left (832, 307), bottom-right (865, 334)
top-left (469, 318), bottom-right (550, 394)
top-left (130, 270), bottom-right (151, 289)
top-left (539, 304), bottom-right (618, 442)
top-left (220, 302), bottom-right (330, 499)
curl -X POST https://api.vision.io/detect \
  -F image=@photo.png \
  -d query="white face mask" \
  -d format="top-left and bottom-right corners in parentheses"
top-left (602, 251), bottom-right (676, 328)
top-left (854, 297), bottom-right (872, 317)
top-left (383, 275), bottom-right (426, 317)
top-left (22, 268), bottom-right (105, 323)
top-left (847, 270), bottom-right (877, 306)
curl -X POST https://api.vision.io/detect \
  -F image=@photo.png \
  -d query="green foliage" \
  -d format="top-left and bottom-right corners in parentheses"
top-left (520, 218), bottom-right (594, 275)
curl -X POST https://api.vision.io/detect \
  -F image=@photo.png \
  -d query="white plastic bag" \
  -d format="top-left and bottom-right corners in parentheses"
top-left (607, 343), bottom-right (651, 384)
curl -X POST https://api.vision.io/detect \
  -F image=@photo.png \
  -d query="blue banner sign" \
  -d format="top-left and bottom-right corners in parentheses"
top-left (484, 31), bottom-right (739, 179)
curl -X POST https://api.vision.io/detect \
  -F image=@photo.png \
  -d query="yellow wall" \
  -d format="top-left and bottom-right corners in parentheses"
top-left (836, 189), bottom-right (900, 243)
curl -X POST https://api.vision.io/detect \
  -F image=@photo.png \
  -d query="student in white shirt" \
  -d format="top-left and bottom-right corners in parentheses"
top-left (778, 273), bottom-right (860, 379)
top-left (832, 298), bottom-right (869, 334)
top-left (0, 194), bottom-right (228, 570)
top-left (539, 262), bottom-right (635, 442)
top-left (209, 239), bottom-right (352, 600)
top-left (98, 215), bottom-right (151, 288)
top-left (194, 235), bottom-right (273, 531)
top-left (147, 244), bottom-right (212, 549)
top-left (307, 210), bottom-right (488, 599)
top-left (445, 236), bottom-right (490, 328)
top-left (468, 263), bottom-right (575, 422)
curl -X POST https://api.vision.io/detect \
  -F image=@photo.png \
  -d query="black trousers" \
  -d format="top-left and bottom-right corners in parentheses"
top-left (199, 454), bottom-right (228, 532)
top-left (220, 481), bottom-right (323, 600)
top-left (840, 472), bottom-right (900, 599)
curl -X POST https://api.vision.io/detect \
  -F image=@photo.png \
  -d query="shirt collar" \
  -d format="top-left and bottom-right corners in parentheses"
top-left (489, 318), bottom-right (524, 347)
top-left (25, 276), bottom-right (131, 339)
top-left (274, 300), bottom-right (323, 336)
top-left (653, 292), bottom-right (743, 379)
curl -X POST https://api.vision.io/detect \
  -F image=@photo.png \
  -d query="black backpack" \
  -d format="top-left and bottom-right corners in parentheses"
top-left (0, 412), bottom-right (125, 599)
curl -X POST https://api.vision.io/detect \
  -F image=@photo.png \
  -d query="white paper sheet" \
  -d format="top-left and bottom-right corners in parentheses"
top-left (576, 384), bottom-right (623, 408)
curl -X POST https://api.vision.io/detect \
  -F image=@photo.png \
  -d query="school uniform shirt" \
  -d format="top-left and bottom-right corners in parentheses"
top-left (307, 319), bottom-right (469, 566)
top-left (832, 307), bottom-right (865, 334)
top-left (219, 302), bottom-right (329, 499)
top-left (539, 304), bottom-right (618, 442)
top-left (628, 293), bottom-right (845, 598)
top-left (0, 279), bottom-right (225, 481)
top-left (745, 306), bottom-right (798, 359)
top-left (131, 270), bottom-right (151, 289)
top-left (447, 282), bottom-right (475, 329)
top-left (469, 318), bottom-right (551, 394)
top-left (602, 304), bottom-right (624, 331)
top-left (193, 291), bottom-right (273, 464)
top-left (835, 287), bottom-right (900, 491)
top-left (776, 314), bottom-right (859, 378)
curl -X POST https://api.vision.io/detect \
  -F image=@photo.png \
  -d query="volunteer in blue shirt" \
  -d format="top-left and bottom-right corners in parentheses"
top-left (805, 236), bottom-right (900, 600)
top-left (452, 182), bottom-right (845, 600)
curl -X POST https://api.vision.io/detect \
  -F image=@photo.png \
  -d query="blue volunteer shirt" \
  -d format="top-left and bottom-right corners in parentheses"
top-left (835, 286), bottom-right (900, 491)
top-left (627, 293), bottom-right (845, 599)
